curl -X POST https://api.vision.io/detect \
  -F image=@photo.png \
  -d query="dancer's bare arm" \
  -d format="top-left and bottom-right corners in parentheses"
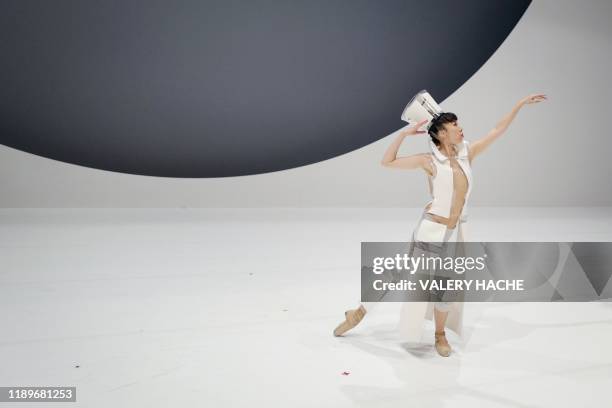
top-left (381, 119), bottom-right (432, 173)
top-left (470, 93), bottom-right (547, 161)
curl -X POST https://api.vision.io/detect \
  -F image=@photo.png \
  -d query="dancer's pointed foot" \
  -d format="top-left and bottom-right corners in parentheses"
top-left (434, 330), bottom-right (452, 357)
top-left (333, 305), bottom-right (367, 337)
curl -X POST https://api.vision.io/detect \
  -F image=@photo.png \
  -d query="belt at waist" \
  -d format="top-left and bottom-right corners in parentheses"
top-left (423, 211), bottom-right (468, 228)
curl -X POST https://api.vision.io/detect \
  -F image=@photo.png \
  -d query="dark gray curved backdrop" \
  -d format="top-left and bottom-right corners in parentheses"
top-left (0, 0), bottom-right (531, 177)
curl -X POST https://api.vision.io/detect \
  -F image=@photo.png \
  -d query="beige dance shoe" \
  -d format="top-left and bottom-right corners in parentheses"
top-left (434, 330), bottom-right (452, 357)
top-left (333, 305), bottom-right (367, 336)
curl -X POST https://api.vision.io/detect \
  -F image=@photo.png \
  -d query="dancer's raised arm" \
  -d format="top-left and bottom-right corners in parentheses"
top-left (381, 119), bottom-right (430, 170)
top-left (470, 93), bottom-right (547, 161)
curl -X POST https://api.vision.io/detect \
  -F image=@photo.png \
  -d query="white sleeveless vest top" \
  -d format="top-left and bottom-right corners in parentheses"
top-left (426, 139), bottom-right (473, 219)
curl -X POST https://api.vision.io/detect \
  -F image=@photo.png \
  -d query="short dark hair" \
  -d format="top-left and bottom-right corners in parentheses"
top-left (428, 112), bottom-right (457, 146)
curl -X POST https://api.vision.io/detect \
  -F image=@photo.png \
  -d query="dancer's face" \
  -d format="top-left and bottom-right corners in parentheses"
top-left (438, 120), bottom-right (464, 145)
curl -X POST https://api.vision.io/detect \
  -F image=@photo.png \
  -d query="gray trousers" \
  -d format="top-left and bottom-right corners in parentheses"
top-left (363, 209), bottom-right (468, 312)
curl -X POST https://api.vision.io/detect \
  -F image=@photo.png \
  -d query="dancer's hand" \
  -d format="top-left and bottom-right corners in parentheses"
top-left (519, 94), bottom-right (547, 106)
top-left (400, 119), bottom-right (429, 136)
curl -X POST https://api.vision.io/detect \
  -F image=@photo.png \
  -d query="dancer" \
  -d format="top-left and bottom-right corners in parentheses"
top-left (333, 93), bottom-right (547, 356)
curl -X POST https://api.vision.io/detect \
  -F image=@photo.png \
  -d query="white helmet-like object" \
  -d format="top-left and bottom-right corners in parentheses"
top-left (400, 89), bottom-right (443, 132)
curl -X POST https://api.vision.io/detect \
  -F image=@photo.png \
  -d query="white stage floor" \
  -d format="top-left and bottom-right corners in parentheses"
top-left (1, 207), bottom-right (611, 407)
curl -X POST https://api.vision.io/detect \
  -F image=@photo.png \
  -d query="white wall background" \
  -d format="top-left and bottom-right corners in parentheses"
top-left (1, 0), bottom-right (611, 208)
